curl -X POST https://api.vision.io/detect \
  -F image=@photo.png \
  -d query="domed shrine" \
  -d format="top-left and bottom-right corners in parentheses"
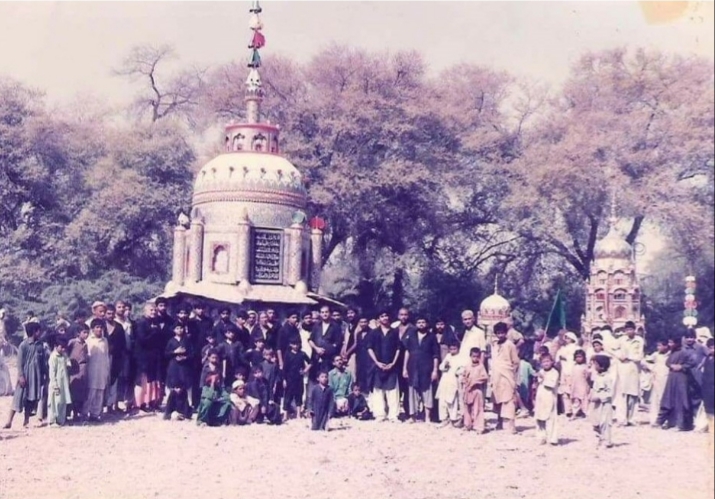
top-left (163, 1), bottom-right (326, 306)
top-left (478, 280), bottom-right (511, 329)
top-left (582, 198), bottom-right (645, 335)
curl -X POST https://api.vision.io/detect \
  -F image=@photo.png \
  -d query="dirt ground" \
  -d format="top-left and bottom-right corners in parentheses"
top-left (0, 356), bottom-right (713, 499)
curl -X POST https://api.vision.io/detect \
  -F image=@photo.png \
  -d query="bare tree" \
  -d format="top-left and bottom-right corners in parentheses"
top-left (114, 44), bottom-right (206, 126)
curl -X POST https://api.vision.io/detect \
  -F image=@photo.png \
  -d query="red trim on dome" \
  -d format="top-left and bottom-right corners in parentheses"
top-left (225, 123), bottom-right (279, 133)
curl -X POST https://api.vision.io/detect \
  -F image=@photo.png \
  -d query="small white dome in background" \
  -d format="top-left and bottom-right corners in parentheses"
top-left (479, 293), bottom-right (511, 324)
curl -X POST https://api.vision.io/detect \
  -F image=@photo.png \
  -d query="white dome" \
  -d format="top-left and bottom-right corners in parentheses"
top-left (594, 226), bottom-right (631, 259)
top-left (194, 152), bottom-right (306, 200)
top-left (191, 152), bottom-right (307, 228)
top-left (480, 293), bottom-right (510, 313)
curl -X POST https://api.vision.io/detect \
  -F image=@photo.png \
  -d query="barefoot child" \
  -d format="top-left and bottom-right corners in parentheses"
top-left (309, 371), bottom-right (334, 431)
top-left (48, 338), bottom-right (72, 426)
top-left (4, 322), bottom-right (46, 429)
top-left (589, 355), bottom-right (615, 448)
top-left (462, 347), bottom-right (488, 433)
top-left (535, 353), bottom-right (560, 445)
top-left (570, 349), bottom-right (590, 418)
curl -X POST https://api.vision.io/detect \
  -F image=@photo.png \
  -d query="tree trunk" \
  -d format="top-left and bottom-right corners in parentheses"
top-left (392, 267), bottom-right (405, 310)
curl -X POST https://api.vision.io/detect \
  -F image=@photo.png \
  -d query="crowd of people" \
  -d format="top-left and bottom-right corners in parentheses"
top-left (1, 299), bottom-right (713, 448)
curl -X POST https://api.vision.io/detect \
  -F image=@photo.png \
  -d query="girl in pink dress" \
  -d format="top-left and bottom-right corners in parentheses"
top-left (570, 349), bottom-right (591, 419)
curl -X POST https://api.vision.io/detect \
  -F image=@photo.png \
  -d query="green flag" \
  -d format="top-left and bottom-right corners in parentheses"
top-left (545, 289), bottom-right (566, 337)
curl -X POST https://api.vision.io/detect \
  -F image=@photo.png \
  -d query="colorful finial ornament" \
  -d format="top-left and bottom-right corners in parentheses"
top-left (683, 275), bottom-right (698, 328)
top-left (247, 0), bottom-right (265, 72)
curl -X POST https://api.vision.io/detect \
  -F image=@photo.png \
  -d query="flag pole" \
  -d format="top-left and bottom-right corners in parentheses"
top-left (544, 289), bottom-right (561, 338)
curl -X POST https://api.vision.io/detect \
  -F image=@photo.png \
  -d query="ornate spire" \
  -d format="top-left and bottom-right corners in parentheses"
top-left (245, 0), bottom-right (265, 124)
top-left (608, 185), bottom-right (618, 227)
top-left (494, 275), bottom-right (499, 295)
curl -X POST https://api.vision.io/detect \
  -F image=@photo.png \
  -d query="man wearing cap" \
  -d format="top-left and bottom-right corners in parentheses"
top-left (616, 321), bottom-right (644, 426)
top-left (86, 301), bottom-right (107, 328)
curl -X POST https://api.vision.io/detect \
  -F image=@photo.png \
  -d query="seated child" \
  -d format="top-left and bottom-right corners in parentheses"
top-left (347, 384), bottom-right (372, 420)
top-left (196, 372), bottom-right (233, 427)
top-left (247, 365), bottom-right (281, 425)
top-left (229, 380), bottom-right (258, 426)
top-left (328, 355), bottom-right (353, 417)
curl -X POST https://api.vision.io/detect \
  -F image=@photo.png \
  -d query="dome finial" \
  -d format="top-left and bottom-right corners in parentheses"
top-left (245, 0), bottom-right (266, 124)
top-left (608, 185), bottom-right (618, 227)
top-left (494, 274), bottom-right (499, 295)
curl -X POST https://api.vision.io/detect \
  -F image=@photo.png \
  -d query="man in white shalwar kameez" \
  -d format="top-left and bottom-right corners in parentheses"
top-left (616, 322), bottom-right (643, 426)
top-left (457, 311), bottom-right (487, 415)
top-left (600, 326), bottom-right (621, 418)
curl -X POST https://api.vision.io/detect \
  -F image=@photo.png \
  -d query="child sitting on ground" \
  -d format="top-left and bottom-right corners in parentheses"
top-left (329, 355), bottom-right (353, 417)
top-left (347, 384), bottom-right (372, 420)
top-left (229, 380), bottom-right (258, 426)
top-left (247, 365), bottom-right (281, 425)
top-left (196, 372), bottom-right (232, 427)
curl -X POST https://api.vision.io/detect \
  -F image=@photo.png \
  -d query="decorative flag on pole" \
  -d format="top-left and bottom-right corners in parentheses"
top-left (683, 275), bottom-right (698, 328)
top-left (544, 289), bottom-right (566, 337)
top-left (250, 30), bottom-right (266, 49)
top-left (248, 49), bottom-right (262, 68)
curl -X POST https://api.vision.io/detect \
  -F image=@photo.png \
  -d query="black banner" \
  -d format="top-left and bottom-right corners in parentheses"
top-left (251, 228), bottom-right (283, 283)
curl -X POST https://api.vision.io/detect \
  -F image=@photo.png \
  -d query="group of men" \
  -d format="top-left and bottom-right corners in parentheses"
top-left (21, 300), bottom-right (528, 427)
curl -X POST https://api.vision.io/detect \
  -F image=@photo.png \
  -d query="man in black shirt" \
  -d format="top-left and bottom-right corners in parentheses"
top-left (367, 310), bottom-right (401, 422)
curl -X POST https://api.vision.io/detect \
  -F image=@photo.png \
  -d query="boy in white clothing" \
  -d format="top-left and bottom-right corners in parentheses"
top-left (642, 339), bottom-right (670, 427)
top-left (436, 342), bottom-right (465, 428)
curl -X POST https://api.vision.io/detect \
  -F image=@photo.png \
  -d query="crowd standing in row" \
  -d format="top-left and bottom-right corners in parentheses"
top-left (1, 300), bottom-right (713, 447)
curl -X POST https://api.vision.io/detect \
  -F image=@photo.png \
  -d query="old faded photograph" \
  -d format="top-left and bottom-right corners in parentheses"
top-left (0, 1), bottom-right (713, 498)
